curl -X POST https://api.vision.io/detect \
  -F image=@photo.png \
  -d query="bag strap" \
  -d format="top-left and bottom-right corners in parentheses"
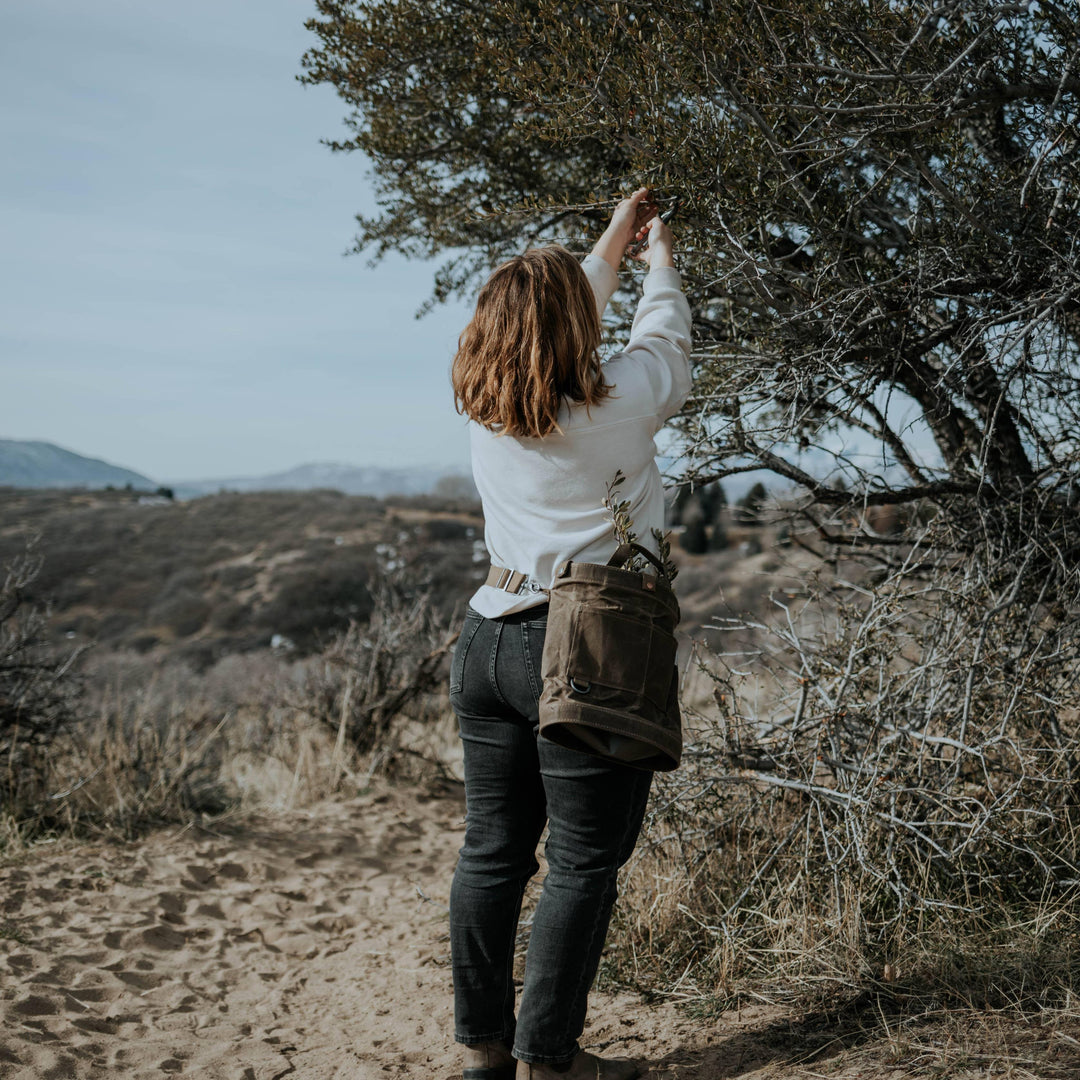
top-left (485, 564), bottom-right (528, 593)
top-left (486, 564), bottom-right (549, 595)
top-left (607, 542), bottom-right (670, 581)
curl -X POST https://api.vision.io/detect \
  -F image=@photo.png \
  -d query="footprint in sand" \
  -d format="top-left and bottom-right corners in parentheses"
top-left (0, 783), bottom-right (684, 1080)
top-left (141, 925), bottom-right (187, 950)
top-left (12, 994), bottom-right (60, 1017)
top-left (181, 864), bottom-right (216, 888)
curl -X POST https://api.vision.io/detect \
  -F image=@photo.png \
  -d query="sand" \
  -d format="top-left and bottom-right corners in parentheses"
top-left (0, 781), bottom-right (906, 1080)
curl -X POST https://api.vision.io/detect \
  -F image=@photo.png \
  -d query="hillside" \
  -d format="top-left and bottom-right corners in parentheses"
top-left (169, 462), bottom-right (477, 501)
top-left (0, 439), bottom-right (156, 490)
top-left (0, 486), bottom-right (485, 667)
top-left (0, 486), bottom-right (830, 673)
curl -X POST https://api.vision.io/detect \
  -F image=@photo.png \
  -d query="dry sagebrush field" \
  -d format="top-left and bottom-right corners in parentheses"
top-left (3, 487), bottom-right (1080, 1078)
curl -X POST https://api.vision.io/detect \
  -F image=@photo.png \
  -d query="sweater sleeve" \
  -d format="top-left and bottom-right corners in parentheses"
top-left (619, 266), bottom-right (693, 427)
top-left (580, 253), bottom-right (620, 319)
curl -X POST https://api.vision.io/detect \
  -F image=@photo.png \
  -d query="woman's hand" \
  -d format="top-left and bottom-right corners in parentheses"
top-left (590, 187), bottom-right (658, 275)
top-left (609, 187), bottom-right (658, 250)
top-left (629, 214), bottom-right (675, 270)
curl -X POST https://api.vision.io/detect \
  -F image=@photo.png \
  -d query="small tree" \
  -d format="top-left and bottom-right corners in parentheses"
top-left (698, 481), bottom-right (727, 525)
top-left (709, 522), bottom-right (729, 552)
top-left (301, 1), bottom-right (1080, 526)
top-left (302, 0), bottom-right (1080, 1004)
top-left (734, 482), bottom-right (768, 526)
top-left (667, 485), bottom-right (693, 528)
top-left (679, 508), bottom-right (709, 555)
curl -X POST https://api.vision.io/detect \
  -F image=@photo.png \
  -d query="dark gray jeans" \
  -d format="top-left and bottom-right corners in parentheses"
top-left (448, 603), bottom-right (653, 1066)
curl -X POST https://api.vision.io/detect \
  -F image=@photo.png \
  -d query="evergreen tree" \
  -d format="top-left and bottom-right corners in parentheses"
top-left (679, 497), bottom-right (709, 554)
top-left (698, 481), bottom-right (726, 524)
top-left (734, 482), bottom-right (767, 526)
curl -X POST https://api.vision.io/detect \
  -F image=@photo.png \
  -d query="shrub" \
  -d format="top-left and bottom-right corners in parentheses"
top-left (421, 518), bottom-right (475, 542)
top-left (612, 514), bottom-right (1080, 1012)
top-left (0, 548), bottom-right (84, 812)
top-left (298, 582), bottom-right (454, 758)
top-left (256, 551), bottom-right (376, 650)
top-left (147, 589), bottom-right (211, 638)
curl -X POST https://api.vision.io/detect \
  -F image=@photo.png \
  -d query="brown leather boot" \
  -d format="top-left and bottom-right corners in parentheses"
top-left (463, 1041), bottom-right (516, 1080)
top-left (515, 1050), bottom-right (641, 1080)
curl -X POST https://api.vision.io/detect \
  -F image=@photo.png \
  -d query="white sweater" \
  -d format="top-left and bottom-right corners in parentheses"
top-left (467, 253), bottom-right (693, 618)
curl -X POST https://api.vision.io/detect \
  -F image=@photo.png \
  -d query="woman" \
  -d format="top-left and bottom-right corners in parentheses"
top-left (448, 187), bottom-right (693, 1080)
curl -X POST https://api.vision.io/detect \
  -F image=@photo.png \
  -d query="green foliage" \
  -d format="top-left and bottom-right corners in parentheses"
top-left (699, 481), bottom-right (726, 521)
top-left (651, 527), bottom-right (677, 582)
top-left (668, 485), bottom-right (692, 527)
top-left (603, 470), bottom-right (677, 580)
top-left (670, 482), bottom-right (725, 534)
top-left (302, 0), bottom-right (1080, 514)
top-left (603, 470), bottom-right (639, 549)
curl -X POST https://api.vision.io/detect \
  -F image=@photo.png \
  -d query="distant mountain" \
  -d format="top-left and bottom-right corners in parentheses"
top-left (0, 439), bottom-right (157, 490)
top-left (0, 438), bottom-right (791, 505)
top-left (168, 462), bottom-right (476, 500)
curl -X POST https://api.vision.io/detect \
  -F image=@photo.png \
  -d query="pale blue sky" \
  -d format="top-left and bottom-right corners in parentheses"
top-left (1, 0), bottom-right (475, 483)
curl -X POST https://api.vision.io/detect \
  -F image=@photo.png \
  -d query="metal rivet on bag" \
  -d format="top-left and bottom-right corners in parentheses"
top-left (644, 580), bottom-right (655, 591)
top-left (569, 678), bottom-right (592, 694)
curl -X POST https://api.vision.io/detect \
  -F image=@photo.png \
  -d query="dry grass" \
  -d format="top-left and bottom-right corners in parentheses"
top-left (0, 488), bottom-right (471, 854)
top-left (0, 641), bottom-right (458, 857)
top-left (601, 785), bottom-right (1080, 1076)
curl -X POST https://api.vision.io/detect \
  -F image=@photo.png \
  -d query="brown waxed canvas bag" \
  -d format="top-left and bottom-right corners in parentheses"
top-left (538, 542), bottom-right (682, 772)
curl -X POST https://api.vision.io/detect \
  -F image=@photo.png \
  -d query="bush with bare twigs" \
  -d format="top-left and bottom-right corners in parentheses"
top-left (606, 493), bottom-right (1080, 1016)
top-left (296, 581), bottom-right (457, 776)
top-left (0, 548), bottom-right (84, 814)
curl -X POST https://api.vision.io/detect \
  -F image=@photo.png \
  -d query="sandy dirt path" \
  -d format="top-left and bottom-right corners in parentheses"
top-left (0, 781), bottom-right (906, 1080)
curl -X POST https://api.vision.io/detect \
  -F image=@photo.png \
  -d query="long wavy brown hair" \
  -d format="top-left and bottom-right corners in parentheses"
top-left (452, 246), bottom-right (612, 438)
